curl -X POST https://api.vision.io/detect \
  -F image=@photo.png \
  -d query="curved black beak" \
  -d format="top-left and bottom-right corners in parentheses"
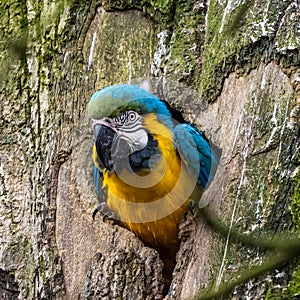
top-left (94, 124), bottom-right (116, 172)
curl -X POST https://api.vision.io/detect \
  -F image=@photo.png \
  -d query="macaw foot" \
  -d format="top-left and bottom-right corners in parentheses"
top-left (183, 199), bottom-right (196, 220)
top-left (92, 202), bottom-right (120, 224)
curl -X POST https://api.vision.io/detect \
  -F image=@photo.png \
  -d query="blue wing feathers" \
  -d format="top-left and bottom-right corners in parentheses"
top-left (174, 123), bottom-right (218, 188)
top-left (93, 165), bottom-right (103, 201)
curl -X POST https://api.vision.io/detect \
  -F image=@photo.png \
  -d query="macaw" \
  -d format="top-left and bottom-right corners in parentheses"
top-left (88, 84), bottom-right (219, 288)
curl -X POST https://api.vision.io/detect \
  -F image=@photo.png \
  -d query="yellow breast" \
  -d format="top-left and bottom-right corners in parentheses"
top-left (100, 113), bottom-right (200, 282)
top-left (102, 113), bottom-right (194, 226)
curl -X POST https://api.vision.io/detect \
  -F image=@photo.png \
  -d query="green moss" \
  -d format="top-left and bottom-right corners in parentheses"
top-left (0, 0), bottom-right (28, 85)
top-left (1, 1), bottom-right (89, 297)
top-left (38, 255), bottom-right (47, 283)
top-left (290, 169), bottom-right (300, 232)
top-left (101, 0), bottom-right (177, 25)
top-left (165, 1), bottom-right (206, 83)
top-left (287, 168), bottom-right (300, 297)
top-left (88, 10), bottom-right (151, 88)
top-left (199, 0), bottom-right (298, 102)
top-left (82, 0), bottom-right (206, 86)
top-left (199, 0), bottom-right (253, 101)
top-left (265, 285), bottom-right (283, 300)
top-left (288, 265), bottom-right (300, 298)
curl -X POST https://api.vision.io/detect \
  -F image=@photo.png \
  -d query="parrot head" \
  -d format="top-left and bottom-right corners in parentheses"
top-left (88, 84), bottom-right (173, 173)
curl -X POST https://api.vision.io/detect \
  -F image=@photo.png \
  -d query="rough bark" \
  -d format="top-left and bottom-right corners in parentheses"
top-left (0, 0), bottom-right (299, 299)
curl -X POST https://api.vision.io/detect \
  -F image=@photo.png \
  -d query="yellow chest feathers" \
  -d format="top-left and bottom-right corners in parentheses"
top-left (102, 113), bottom-right (197, 224)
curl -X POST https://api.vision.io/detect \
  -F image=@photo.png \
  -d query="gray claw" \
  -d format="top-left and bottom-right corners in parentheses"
top-left (92, 202), bottom-right (107, 220)
top-left (184, 199), bottom-right (197, 220)
top-left (189, 199), bottom-right (195, 210)
top-left (92, 202), bottom-right (120, 223)
top-left (103, 210), bottom-right (120, 222)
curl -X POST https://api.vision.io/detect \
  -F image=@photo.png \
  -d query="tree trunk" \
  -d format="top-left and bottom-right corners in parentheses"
top-left (0, 0), bottom-right (299, 299)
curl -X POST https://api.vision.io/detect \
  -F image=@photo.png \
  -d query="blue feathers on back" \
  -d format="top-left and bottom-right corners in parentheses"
top-left (174, 123), bottom-right (218, 188)
top-left (94, 165), bottom-right (102, 201)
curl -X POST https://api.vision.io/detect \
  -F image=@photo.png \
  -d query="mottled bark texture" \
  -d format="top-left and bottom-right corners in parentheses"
top-left (0, 0), bottom-right (299, 299)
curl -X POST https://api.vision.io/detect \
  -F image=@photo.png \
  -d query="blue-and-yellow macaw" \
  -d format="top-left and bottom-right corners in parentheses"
top-left (88, 84), bottom-right (219, 288)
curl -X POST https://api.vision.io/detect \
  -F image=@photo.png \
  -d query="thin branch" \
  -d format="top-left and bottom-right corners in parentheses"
top-left (198, 207), bottom-right (300, 252)
top-left (188, 207), bottom-right (300, 299)
top-left (191, 252), bottom-right (297, 300)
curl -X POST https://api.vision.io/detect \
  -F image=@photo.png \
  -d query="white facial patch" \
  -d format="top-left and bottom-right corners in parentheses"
top-left (111, 111), bottom-right (149, 154)
top-left (131, 128), bottom-right (148, 152)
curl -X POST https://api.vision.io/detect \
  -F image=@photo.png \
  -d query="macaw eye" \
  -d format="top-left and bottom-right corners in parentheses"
top-left (128, 111), bottom-right (136, 122)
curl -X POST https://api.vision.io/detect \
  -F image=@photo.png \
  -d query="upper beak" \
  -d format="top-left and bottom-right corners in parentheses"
top-left (91, 117), bottom-right (140, 172)
top-left (91, 117), bottom-right (117, 139)
top-left (92, 117), bottom-right (117, 172)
